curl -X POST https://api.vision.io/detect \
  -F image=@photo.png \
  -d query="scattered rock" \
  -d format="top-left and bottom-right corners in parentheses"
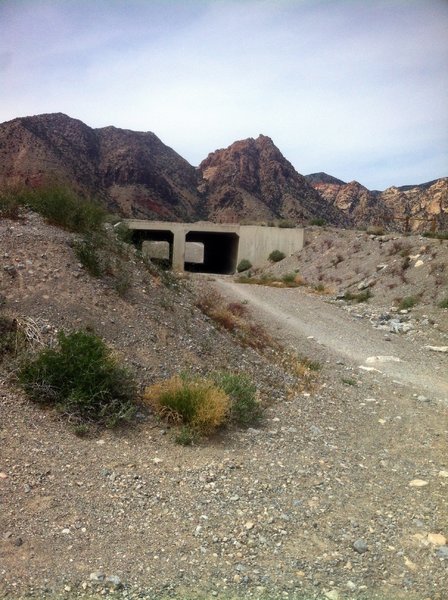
top-left (424, 345), bottom-right (448, 353)
top-left (409, 479), bottom-right (429, 487)
top-left (427, 533), bottom-right (446, 546)
top-left (366, 355), bottom-right (401, 363)
top-left (353, 539), bottom-right (368, 554)
top-left (436, 546), bottom-right (448, 559)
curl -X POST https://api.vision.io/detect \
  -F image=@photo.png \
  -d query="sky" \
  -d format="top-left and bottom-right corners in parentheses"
top-left (0, 0), bottom-right (447, 190)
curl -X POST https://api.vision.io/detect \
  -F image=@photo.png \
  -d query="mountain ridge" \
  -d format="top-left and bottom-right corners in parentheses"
top-left (0, 113), bottom-right (446, 230)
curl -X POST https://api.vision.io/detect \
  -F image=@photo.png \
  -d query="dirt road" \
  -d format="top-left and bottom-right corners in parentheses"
top-left (213, 279), bottom-right (448, 404)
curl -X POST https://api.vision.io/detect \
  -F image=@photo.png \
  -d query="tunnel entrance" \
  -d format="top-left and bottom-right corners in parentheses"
top-left (132, 229), bottom-right (174, 268)
top-left (185, 231), bottom-right (239, 274)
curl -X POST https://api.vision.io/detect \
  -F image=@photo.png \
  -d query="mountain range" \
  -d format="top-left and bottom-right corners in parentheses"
top-left (0, 112), bottom-right (446, 231)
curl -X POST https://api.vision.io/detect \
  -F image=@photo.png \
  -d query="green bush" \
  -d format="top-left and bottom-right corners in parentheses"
top-left (282, 272), bottom-right (296, 284)
top-left (237, 259), bottom-right (253, 272)
top-left (398, 296), bottom-right (417, 310)
top-left (0, 190), bottom-right (21, 219)
top-left (15, 185), bottom-right (106, 233)
top-left (343, 289), bottom-right (372, 303)
top-left (269, 249), bottom-right (286, 262)
top-left (422, 231), bottom-right (448, 240)
top-left (210, 371), bottom-right (262, 427)
top-left (73, 237), bottom-right (103, 277)
top-left (310, 218), bottom-right (326, 226)
top-left (277, 219), bottom-right (295, 228)
top-left (438, 297), bottom-right (448, 309)
top-left (18, 330), bottom-right (136, 427)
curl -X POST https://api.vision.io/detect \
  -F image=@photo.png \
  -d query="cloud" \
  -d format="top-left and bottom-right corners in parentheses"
top-left (0, 0), bottom-right (447, 188)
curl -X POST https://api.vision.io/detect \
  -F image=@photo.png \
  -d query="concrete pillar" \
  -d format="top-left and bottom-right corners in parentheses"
top-left (171, 229), bottom-right (186, 271)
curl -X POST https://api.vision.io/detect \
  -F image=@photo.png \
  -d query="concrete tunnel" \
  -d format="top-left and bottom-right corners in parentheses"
top-left (131, 227), bottom-right (240, 274)
top-left (184, 231), bottom-right (239, 274)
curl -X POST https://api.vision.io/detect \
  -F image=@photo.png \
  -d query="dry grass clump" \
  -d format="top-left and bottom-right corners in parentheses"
top-left (143, 376), bottom-right (230, 436)
top-left (236, 273), bottom-right (305, 288)
top-left (196, 291), bottom-right (277, 351)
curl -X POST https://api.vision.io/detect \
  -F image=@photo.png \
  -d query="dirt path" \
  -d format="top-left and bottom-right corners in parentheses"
top-left (212, 279), bottom-right (448, 404)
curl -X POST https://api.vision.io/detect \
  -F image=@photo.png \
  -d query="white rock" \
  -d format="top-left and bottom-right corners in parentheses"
top-left (427, 533), bottom-right (446, 546)
top-left (366, 355), bottom-right (401, 363)
top-left (424, 345), bottom-right (448, 353)
top-left (409, 479), bottom-right (429, 487)
top-left (414, 259), bottom-right (424, 267)
top-left (358, 365), bottom-right (381, 372)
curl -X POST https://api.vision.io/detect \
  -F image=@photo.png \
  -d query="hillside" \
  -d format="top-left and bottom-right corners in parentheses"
top-left (305, 173), bottom-right (448, 232)
top-left (1, 208), bottom-right (447, 599)
top-left (198, 135), bottom-right (347, 225)
top-left (0, 113), bottom-right (446, 230)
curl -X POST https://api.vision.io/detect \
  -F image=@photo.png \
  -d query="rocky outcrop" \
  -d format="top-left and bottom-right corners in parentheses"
top-left (306, 173), bottom-right (447, 231)
top-left (199, 135), bottom-right (347, 225)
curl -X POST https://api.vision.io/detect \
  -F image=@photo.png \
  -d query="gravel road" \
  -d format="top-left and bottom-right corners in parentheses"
top-left (212, 279), bottom-right (448, 404)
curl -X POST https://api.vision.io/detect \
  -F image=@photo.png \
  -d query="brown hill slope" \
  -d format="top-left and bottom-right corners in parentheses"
top-left (0, 113), bottom-right (204, 221)
top-left (0, 113), bottom-right (446, 229)
top-left (199, 135), bottom-right (348, 225)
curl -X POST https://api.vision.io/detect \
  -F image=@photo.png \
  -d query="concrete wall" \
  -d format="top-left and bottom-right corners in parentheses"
top-left (237, 225), bottom-right (304, 267)
top-left (124, 220), bottom-right (304, 272)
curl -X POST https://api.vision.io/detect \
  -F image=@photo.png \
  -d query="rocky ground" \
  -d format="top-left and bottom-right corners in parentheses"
top-left (1, 214), bottom-right (447, 600)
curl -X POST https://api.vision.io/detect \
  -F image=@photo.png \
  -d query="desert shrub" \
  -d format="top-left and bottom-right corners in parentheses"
top-left (277, 219), bottom-right (296, 228)
top-left (237, 258), bottom-right (252, 272)
top-left (0, 190), bottom-right (22, 219)
top-left (282, 272), bottom-right (296, 284)
top-left (366, 225), bottom-right (384, 235)
top-left (398, 296), bottom-right (417, 310)
top-left (0, 316), bottom-right (23, 359)
top-left (310, 218), bottom-right (326, 226)
top-left (175, 425), bottom-right (198, 446)
top-left (18, 330), bottom-right (136, 427)
top-left (16, 185), bottom-right (106, 233)
top-left (210, 371), bottom-right (262, 427)
top-left (143, 376), bottom-right (230, 435)
top-left (73, 237), bottom-right (103, 277)
top-left (422, 231), bottom-right (448, 240)
top-left (113, 221), bottom-right (133, 244)
top-left (343, 289), bottom-right (372, 303)
top-left (269, 249), bottom-right (286, 262)
top-left (438, 298), bottom-right (448, 309)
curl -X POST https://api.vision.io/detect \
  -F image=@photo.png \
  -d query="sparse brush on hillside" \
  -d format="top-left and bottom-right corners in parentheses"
top-left (18, 330), bottom-right (137, 428)
top-left (196, 291), bottom-right (276, 351)
top-left (0, 184), bottom-right (106, 233)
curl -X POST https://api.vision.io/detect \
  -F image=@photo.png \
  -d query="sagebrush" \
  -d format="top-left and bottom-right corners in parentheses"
top-left (18, 330), bottom-right (136, 427)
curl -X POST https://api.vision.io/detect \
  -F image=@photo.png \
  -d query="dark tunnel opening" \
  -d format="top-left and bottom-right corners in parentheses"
top-left (185, 231), bottom-right (239, 274)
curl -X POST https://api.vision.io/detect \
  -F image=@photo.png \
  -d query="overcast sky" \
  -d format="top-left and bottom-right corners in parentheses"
top-left (1, 0), bottom-right (447, 189)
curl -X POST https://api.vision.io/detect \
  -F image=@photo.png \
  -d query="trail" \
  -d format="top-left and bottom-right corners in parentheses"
top-left (213, 278), bottom-right (448, 403)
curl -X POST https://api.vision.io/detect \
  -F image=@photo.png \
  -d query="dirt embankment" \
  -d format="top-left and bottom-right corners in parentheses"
top-left (1, 214), bottom-right (447, 600)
